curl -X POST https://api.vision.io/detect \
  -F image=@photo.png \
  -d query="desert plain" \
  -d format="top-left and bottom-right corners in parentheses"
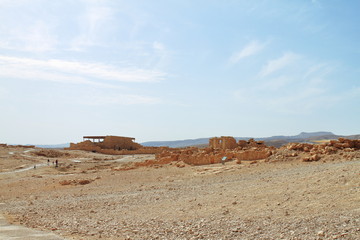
top-left (0, 144), bottom-right (359, 240)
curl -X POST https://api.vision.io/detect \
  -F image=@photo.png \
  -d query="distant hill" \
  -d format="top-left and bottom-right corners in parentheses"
top-left (296, 131), bottom-right (335, 139)
top-left (141, 138), bottom-right (210, 148)
top-left (35, 143), bottom-right (70, 149)
top-left (259, 131), bottom-right (336, 141)
top-left (141, 132), bottom-right (358, 148)
top-left (346, 134), bottom-right (360, 140)
top-left (27, 132), bottom-right (358, 149)
top-left (259, 132), bottom-right (338, 148)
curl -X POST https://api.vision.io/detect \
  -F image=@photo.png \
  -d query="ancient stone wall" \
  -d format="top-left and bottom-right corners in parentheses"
top-left (235, 149), bottom-right (271, 161)
top-left (246, 139), bottom-right (265, 148)
top-left (67, 138), bottom-right (167, 155)
top-left (154, 148), bottom-right (237, 166)
top-left (209, 136), bottom-right (238, 149)
top-left (209, 137), bottom-right (265, 150)
top-left (98, 136), bottom-right (142, 150)
top-left (68, 141), bottom-right (101, 152)
top-left (209, 138), bottom-right (219, 149)
top-left (97, 147), bottom-right (168, 155)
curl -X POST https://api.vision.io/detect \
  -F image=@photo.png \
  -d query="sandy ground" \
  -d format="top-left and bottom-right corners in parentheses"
top-left (0, 146), bottom-right (359, 239)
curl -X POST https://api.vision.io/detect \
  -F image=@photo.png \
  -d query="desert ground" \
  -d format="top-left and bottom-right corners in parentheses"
top-left (0, 146), bottom-right (359, 239)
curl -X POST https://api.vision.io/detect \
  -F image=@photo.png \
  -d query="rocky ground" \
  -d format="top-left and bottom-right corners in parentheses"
top-left (0, 146), bottom-right (359, 239)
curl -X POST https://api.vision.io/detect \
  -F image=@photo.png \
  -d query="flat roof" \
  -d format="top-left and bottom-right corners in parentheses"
top-left (83, 136), bottom-right (135, 140)
top-left (83, 136), bottom-right (106, 139)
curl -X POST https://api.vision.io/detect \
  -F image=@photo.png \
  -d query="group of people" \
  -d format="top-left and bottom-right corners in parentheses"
top-left (34, 159), bottom-right (58, 169)
top-left (47, 159), bottom-right (58, 167)
top-left (47, 159), bottom-right (59, 167)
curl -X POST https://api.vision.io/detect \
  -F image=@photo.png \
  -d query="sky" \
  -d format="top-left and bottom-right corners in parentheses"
top-left (0, 0), bottom-right (359, 144)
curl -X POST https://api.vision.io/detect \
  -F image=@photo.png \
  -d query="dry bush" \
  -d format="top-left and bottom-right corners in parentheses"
top-left (59, 179), bottom-right (93, 186)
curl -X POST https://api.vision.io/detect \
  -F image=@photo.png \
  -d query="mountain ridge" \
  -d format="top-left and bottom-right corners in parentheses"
top-left (141, 132), bottom-right (358, 148)
top-left (29, 132), bottom-right (359, 149)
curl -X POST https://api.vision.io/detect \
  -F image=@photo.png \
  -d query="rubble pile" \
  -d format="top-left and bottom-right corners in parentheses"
top-left (270, 138), bottom-right (360, 162)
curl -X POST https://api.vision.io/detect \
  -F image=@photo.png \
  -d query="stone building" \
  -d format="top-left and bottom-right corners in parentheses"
top-left (68, 135), bottom-right (142, 152)
top-left (209, 136), bottom-right (238, 149)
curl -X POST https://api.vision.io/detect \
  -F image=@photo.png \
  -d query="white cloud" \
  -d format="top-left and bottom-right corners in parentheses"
top-left (303, 63), bottom-right (332, 80)
top-left (23, 21), bottom-right (58, 52)
top-left (229, 40), bottom-right (266, 64)
top-left (0, 56), bottom-right (166, 85)
top-left (151, 41), bottom-right (172, 68)
top-left (233, 83), bottom-right (327, 115)
top-left (259, 52), bottom-right (300, 77)
top-left (153, 41), bottom-right (165, 51)
top-left (0, 20), bottom-right (58, 52)
top-left (0, 0), bottom-right (116, 52)
top-left (79, 93), bottom-right (161, 106)
top-left (262, 87), bottom-right (326, 114)
top-left (70, 2), bottom-right (115, 51)
top-left (233, 54), bottom-right (341, 114)
top-left (0, 0), bottom-right (59, 52)
top-left (0, 0), bottom-right (35, 7)
top-left (261, 76), bottom-right (293, 91)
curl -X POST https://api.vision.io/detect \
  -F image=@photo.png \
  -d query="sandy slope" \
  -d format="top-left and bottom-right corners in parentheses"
top-left (0, 147), bottom-right (359, 239)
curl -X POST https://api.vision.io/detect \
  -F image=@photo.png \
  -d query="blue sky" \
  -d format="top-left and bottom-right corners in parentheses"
top-left (0, 0), bottom-right (359, 144)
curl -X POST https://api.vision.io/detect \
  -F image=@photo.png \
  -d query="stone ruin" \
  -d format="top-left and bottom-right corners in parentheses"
top-left (67, 135), bottom-right (166, 155)
top-left (155, 136), bottom-right (274, 166)
top-left (68, 136), bottom-right (142, 151)
top-left (154, 136), bottom-right (360, 167)
top-left (66, 135), bottom-right (360, 166)
top-left (209, 136), bottom-right (238, 149)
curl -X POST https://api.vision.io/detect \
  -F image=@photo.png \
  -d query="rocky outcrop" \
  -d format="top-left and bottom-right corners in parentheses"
top-left (279, 138), bottom-right (360, 162)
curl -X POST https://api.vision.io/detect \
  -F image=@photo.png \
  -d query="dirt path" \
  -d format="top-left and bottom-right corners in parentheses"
top-left (0, 213), bottom-right (65, 240)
